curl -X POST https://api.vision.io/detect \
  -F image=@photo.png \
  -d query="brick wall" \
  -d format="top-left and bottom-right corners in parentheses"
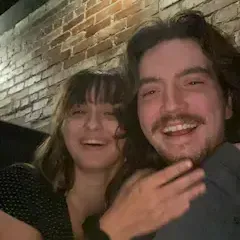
top-left (0, 0), bottom-right (239, 132)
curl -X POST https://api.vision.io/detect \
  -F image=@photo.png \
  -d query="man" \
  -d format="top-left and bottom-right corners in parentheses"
top-left (121, 10), bottom-right (240, 240)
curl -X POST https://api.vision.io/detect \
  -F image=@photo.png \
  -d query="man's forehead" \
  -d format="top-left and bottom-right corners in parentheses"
top-left (138, 39), bottom-right (215, 82)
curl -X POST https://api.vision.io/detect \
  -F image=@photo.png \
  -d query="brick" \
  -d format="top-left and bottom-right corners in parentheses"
top-left (53, 18), bottom-right (63, 29)
top-left (8, 82), bottom-right (24, 95)
top-left (15, 69), bottom-right (32, 84)
top-left (32, 62), bottom-right (48, 75)
top-left (68, 56), bottom-right (97, 72)
top-left (16, 107), bottom-right (31, 118)
top-left (194, 0), bottom-right (238, 16)
top-left (213, 3), bottom-right (238, 24)
top-left (219, 19), bottom-right (240, 34)
top-left (87, 39), bottom-right (112, 58)
top-left (0, 91), bottom-right (7, 101)
top-left (43, 25), bottom-right (53, 35)
top-left (0, 60), bottom-right (10, 71)
top-left (114, 1), bottom-right (143, 21)
top-left (75, 6), bottom-right (85, 16)
top-left (96, 19), bottom-right (126, 42)
top-left (1, 114), bottom-right (16, 121)
top-left (42, 63), bottom-right (62, 79)
top-left (12, 89), bottom-right (29, 100)
top-left (29, 80), bottom-right (47, 94)
top-left (39, 88), bottom-right (48, 99)
top-left (127, 3), bottom-right (158, 27)
top-left (12, 66), bottom-right (24, 77)
top-left (48, 49), bottom-right (71, 66)
top-left (0, 74), bottom-right (8, 84)
top-left (46, 46), bottom-right (61, 59)
top-left (114, 26), bottom-right (137, 45)
top-left (25, 109), bottom-right (42, 122)
top-left (96, 1), bottom-right (122, 23)
top-left (0, 79), bottom-right (14, 92)
top-left (31, 0), bottom-right (68, 28)
top-left (50, 32), bottom-right (71, 47)
top-left (87, 0), bottom-right (97, 9)
top-left (21, 97), bottom-right (30, 108)
top-left (181, 0), bottom-right (208, 9)
top-left (98, 56), bottom-right (121, 70)
top-left (97, 43), bottom-right (125, 64)
top-left (73, 37), bottom-right (95, 54)
top-left (159, 0), bottom-right (181, 9)
top-left (86, 17), bottom-right (111, 37)
top-left (23, 56), bottom-right (42, 71)
top-left (2, 64), bottom-right (15, 76)
top-left (32, 119), bottom-right (51, 132)
top-left (16, 52), bottom-right (32, 68)
top-left (63, 14), bottom-right (85, 32)
top-left (44, 28), bottom-right (62, 45)
top-left (158, 1), bottom-right (182, 20)
top-left (64, 52), bottom-right (85, 69)
top-left (0, 98), bottom-right (11, 108)
top-left (0, 108), bottom-right (12, 117)
top-left (43, 105), bottom-right (53, 118)
top-left (64, 12), bottom-right (74, 24)
top-left (62, 32), bottom-right (86, 51)
top-left (25, 75), bottom-right (42, 87)
top-left (30, 93), bottom-right (38, 103)
top-left (13, 100), bottom-right (21, 110)
top-left (33, 45), bottom-right (49, 58)
top-left (33, 98), bottom-right (48, 111)
top-left (86, 0), bottom-right (110, 17)
top-left (72, 17), bottom-right (94, 35)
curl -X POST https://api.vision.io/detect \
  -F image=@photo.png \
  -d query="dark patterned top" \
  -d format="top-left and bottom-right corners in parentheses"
top-left (0, 164), bottom-right (74, 239)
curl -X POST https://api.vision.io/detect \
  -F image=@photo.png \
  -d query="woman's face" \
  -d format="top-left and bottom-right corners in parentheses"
top-left (62, 92), bottom-right (125, 173)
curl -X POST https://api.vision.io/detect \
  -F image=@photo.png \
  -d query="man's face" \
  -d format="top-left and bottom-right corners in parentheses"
top-left (137, 39), bottom-right (232, 164)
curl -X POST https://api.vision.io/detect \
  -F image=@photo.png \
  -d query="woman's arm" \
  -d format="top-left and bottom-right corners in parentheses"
top-left (0, 210), bottom-right (43, 240)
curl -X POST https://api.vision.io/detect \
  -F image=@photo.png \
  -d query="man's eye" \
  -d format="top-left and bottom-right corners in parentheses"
top-left (142, 90), bottom-right (157, 97)
top-left (188, 81), bottom-right (204, 85)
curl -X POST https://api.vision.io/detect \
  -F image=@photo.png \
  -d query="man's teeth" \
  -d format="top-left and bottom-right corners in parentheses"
top-left (163, 123), bottom-right (197, 133)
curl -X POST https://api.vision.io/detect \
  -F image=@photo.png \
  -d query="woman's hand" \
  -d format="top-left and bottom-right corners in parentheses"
top-left (100, 160), bottom-right (205, 240)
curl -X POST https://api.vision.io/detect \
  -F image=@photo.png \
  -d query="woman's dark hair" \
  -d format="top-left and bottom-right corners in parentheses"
top-left (106, 10), bottom-right (240, 205)
top-left (33, 69), bottom-right (125, 192)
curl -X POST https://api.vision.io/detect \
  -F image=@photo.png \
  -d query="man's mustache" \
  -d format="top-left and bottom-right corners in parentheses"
top-left (151, 113), bottom-right (205, 133)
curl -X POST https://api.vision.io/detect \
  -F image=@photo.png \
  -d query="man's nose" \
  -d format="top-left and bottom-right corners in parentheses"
top-left (161, 86), bottom-right (187, 114)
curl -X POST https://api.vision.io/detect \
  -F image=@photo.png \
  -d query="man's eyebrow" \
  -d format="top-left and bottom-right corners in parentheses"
top-left (175, 66), bottom-right (215, 79)
top-left (138, 77), bottom-right (161, 88)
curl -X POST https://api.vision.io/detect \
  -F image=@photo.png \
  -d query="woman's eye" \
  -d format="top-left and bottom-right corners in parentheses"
top-left (104, 111), bottom-right (115, 116)
top-left (71, 109), bottom-right (86, 115)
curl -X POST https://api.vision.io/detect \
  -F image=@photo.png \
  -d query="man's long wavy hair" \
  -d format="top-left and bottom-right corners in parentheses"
top-left (33, 70), bottom-right (125, 192)
top-left (106, 10), bottom-right (240, 206)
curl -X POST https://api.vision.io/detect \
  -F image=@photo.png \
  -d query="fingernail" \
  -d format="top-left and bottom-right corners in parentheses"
top-left (184, 160), bottom-right (192, 168)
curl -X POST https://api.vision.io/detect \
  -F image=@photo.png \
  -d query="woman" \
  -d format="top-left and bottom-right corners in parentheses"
top-left (0, 70), bottom-right (127, 239)
top-left (0, 70), bottom-right (204, 240)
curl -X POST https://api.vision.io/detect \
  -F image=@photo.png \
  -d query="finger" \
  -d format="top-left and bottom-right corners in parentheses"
top-left (180, 182), bottom-right (206, 202)
top-left (142, 160), bottom-right (193, 188)
top-left (123, 168), bottom-right (155, 189)
top-left (157, 169), bottom-right (205, 200)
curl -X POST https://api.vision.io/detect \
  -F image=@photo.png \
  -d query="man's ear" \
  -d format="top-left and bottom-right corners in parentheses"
top-left (225, 93), bottom-right (233, 120)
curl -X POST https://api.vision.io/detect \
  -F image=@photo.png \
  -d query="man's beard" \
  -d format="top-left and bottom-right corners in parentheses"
top-left (155, 137), bottom-right (218, 167)
top-left (150, 112), bottom-right (224, 167)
